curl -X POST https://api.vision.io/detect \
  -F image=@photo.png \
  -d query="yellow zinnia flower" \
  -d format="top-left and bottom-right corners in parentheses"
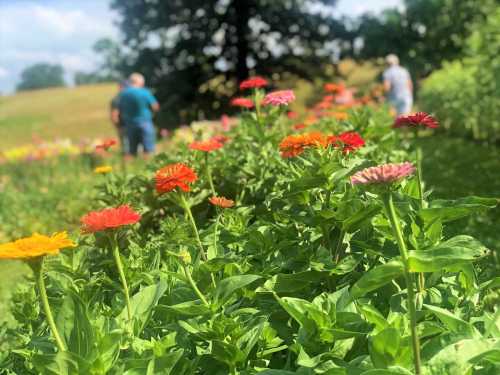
top-left (0, 232), bottom-right (76, 260)
top-left (94, 165), bottom-right (113, 174)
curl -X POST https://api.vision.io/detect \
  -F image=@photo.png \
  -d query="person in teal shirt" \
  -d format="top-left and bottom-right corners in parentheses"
top-left (118, 73), bottom-right (159, 157)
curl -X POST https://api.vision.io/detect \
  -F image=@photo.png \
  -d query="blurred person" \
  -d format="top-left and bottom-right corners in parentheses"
top-left (383, 54), bottom-right (413, 116)
top-left (118, 73), bottom-right (160, 157)
top-left (110, 79), bottom-right (129, 154)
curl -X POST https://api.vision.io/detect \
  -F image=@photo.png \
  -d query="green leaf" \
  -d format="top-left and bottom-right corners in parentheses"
top-left (276, 296), bottom-right (328, 330)
top-left (408, 235), bottom-right (488, 272)
top-left (369, 328), bottom-right (401, 368)
top-left (119, 280), bottom-right (168, 336)
top-left (419, 196), bottom-right (498, 223)
top-left (211, 339), bottom-right (246, 367)
top-left (360, 367), bottom-right (413, 375)
top-left (56, 292), bottom-right (94, 358)
top-left (423, 304), bottom-right (479, 337)
top-left (92, 331), bottom-right (122, 374)
top-left (214, 274), bottom-right (262, 305)
top-left (32, 351), bottom-right (90, 375)
top-left (342, 204), bottom-right (381, 233)
top-left (264, 270), bottom-right (327, 293)
top-left (160, 300), bottom-right (211, 317)
top-left (351, 261), bottom-right (405, 298)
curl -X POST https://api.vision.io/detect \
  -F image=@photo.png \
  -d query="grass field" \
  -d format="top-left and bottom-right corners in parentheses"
top-left (0, 83), bottom-right (116, 149)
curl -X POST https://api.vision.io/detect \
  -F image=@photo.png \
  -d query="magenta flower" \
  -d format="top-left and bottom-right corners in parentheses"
top-left (351, 162), bottom-right (415, 185)
top-left (263, 90), bottom-right (296, 106)
top-left (393, 112), bottom-right (439, 129)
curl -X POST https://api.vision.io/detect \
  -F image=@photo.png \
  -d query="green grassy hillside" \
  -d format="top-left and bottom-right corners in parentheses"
top-left (0, 83), bottom-right (117, 149)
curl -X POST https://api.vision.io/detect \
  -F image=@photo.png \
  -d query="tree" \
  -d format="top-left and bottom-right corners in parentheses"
top-left (356, 0), bottom-right (491, 81)
top-left (16, 63), bottom-right (65, 91)
top-left (111, 0), bottom-right (349, 124)
top-left (74, 71), bottom-right (112, 86)
top-left (92, 38), bottom-right (126, 81)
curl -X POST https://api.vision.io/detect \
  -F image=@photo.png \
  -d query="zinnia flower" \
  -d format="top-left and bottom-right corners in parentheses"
top-left (351, 162), bottom-right (415, 185)
top-left (263, 90), bottom-right (295, 106)
top-left (0, 232), bottom-right (76, 259)
top-left (328, 131), bottom-right (365, 153)
top-left (331, 111), bottom-right (349, 121)
top-left (324, 83), bottom-right (345, 93)
top-left (231, 97), bottom-right (254, 109)
top-left (96, 139), bottom-right (117, 151)
top-left (94, 165), bottom-right (113, 174)
top-left (211, 134), bottom-right (230, 144)
top-left (155, 163), bottom-right (197, 193)
top-left (81, 205), bottom-right (141, 233)
top-left (292, 123), bottom-right (307, 131)
top-left (393, 112), bottom-right (439, 129)
top-left (189, 139), bottom-right (223, 152)
top-left (287, 111), bottom-right (298, 119)
top-left (239, 76), bottom-right (268, 90)
top-left (279, 132), bottom-right (327, 158)
top-left (209, 196), bottom-right (235, 208)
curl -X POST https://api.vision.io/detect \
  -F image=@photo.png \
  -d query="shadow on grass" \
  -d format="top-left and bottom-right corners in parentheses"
top-left (417, 135), bottom-right (500, 250)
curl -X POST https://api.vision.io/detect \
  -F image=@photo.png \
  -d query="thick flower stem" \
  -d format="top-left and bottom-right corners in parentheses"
top-left (334, 229), bottom-right (346, 263)
top-left (415, 147), bottom-right (426, 294)
top-left (33, 258), bottom-right (67, 352)
top-left (204, 153), bottom-right (216, 196)
top-left (111, 239), bottom-right (132, 331)
top-left (180, 194), bottom-right (207, 262)
top-left (383, 193), bottom-right (422, 375)
top-left (182, 264), bottom-right (209, 307)
top-left (213, 213), bottom-right (221, 257)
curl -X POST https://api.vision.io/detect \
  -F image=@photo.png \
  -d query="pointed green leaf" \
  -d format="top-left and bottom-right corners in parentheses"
top-left (351, 261), bottom-right (404, 298)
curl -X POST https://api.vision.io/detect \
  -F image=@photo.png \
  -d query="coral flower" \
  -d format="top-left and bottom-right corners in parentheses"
top-left (351, 162), bottom-right (415, 185)
top-left (239, 76), bottom-right (268, 90)
top-left (263, 90), bottom-right (296, 106)
top-left (155, 163), bottom-right (197, 193)
top-left (231, 97), bottom-right (254, 108)
top-left (293, 123), bottom-right (307, 131)
top-left (189, 139), bottom-right (224, 152)
top-left (279, 132), bottom-right (327, 158)
top-left (94, 165), bottom-right (113, 174)
top-left (0, 232), bottom-right (76, 259)
top-left (393, 112), bottom-right (439, 129)
top-left (328, 131), bottom-right (365, 153)
top-left (324, 83), bottom-right (345, 93)
top-left (96, 138), bottom-right (117, 151)
top-left (211, 134), bottom-right (230, 144)
top-left (209, 196), bottom-right (235, 208)
top-left (287, 111), bottom-right (298, 119)
top-left (81, 205), bottom-right (141, 233)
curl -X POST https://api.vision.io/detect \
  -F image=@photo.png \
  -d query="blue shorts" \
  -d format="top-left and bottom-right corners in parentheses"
top-left (125, 121), bottom-right (156, 155)
top-left (389, 97), bottom-right (413, 115)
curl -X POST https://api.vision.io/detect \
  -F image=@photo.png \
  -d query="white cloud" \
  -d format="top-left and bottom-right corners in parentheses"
top-left (0, 67), bottom-right (8, 78)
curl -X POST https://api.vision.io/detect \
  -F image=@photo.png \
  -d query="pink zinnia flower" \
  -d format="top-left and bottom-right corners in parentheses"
top-left (231, 97), bottom-right (254, 109)
top-left (351, 162), bottom-right (415, 185)
top-left (263, 90), bottom-right (296, 106)
top-left (239, 76), bottom-right (268, 90)
top-left (393, 112), bottom-right (439, 129)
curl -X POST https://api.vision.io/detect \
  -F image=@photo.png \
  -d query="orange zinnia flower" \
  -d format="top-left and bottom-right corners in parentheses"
top-left (0, 232), bottom-right (76, 260)
top-left (96, 138), bottom-right (117, 151)
top-left (279, 132), bottom-right (327, 158)
top-left (155, 163), bottom-right (197, 193)
top-left (81, 205), bottom-right (141, 233)
top-left (330, 111), bottom-right (349, 121)
top-left (209, 196), bottom-right (235, 208)
top-left (189, 139), bottom-right (224, 152)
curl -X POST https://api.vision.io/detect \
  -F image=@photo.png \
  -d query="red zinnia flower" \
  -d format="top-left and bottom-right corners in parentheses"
top-left (393, 112), bottom-right (439, 129)
top-left (239, 76), bottom-right (268, 90)
top-left (287, 111), bottom-right (298, 119)
top-left (279, 132), bottom-right (327, 158)
top-left (81, 205), bottom-right (141, 233)
top-left (155, 163), bottom-right (197, 193)
top-left (209, 196), bottom-right (235, 208)
top-left (189, 139), bottom-right (224, 152)
top-left (327, 131), bottom-right (365, 153)
top-left (96, 138), bottom-right (117, 151)
top-left (324, 83), bottom-right (345, 93)
top-left (211, 134), bottom-right (230, 144)
top-left (231, 97), bottom-right (254, 109)
top-left (292, 123), bottom-right (307, 131)
top-left (263, 90), bottom-right (296, 106)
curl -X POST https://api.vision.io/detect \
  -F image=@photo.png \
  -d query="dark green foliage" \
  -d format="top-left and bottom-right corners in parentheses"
top-left (110, 0), bottom-right (350, 125)
top-left (16, 63), bottom-right (65, 92)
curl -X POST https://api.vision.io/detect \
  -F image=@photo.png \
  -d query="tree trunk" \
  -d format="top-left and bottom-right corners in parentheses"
top-left (233, 0), bottom-right (250, 82)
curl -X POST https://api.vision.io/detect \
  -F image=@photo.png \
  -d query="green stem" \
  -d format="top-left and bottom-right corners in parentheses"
top-left (415, 147), bottom-right (426, 293)
top-left (334, 229), bottom-right (346, 263)
top-left (180, 194), bottom-right (207, 262)
top-left (182, 265), bottom-right (209, 306)
top-left (33, 258), bottom-right (67, 352)
top-left (213, 213), bottom-right (221, 257)
top-left (111, 238), bottom-right (132, 331)
top-left (205, 153), bottom-right (216, 196)
top-left (383, 193), bottom-right (422, 375)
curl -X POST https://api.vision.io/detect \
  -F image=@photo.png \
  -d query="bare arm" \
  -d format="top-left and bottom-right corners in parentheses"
top-left (384, 79), bottom-right (391, 93)
top-left (407, 79), bottom-right (413, 93)
top-left (110, 109), bottom-right (120, 128)
top-left (151, 102), bottom-right (160, 112)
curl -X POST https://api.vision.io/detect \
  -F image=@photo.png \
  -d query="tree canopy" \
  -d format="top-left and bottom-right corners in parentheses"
top-left (16, 63), bottom-right (65, 92)
top-left (111, 0), bottom-right (350, 125)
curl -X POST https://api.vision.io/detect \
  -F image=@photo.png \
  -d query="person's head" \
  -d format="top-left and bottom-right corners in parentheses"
top-left (129, 73), bottom-right (145, 87)
top-left (385, 54), bottom-right (399, 67)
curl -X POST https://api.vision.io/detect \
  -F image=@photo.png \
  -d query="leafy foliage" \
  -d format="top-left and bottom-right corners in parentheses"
top-left (16, 63), bottom-right (65, 92)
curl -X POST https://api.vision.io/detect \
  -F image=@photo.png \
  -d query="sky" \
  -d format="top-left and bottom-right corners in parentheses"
top-left (0, 0), bottom-right (403, 94)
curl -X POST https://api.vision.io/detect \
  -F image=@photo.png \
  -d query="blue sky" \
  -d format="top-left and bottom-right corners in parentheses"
top-left (0, 0), bottom-right (403, 94)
